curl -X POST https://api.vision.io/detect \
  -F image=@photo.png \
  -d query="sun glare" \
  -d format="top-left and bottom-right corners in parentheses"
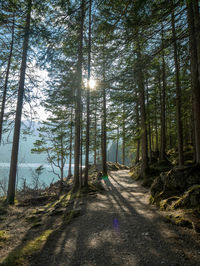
top-left (89, 79), bottom-right (96, 89)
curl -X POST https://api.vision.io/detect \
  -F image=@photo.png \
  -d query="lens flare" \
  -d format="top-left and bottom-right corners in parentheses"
top-left (89, 79), bottom-right (96, 89)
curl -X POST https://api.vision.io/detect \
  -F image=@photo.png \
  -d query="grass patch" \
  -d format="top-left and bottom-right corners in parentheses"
top-left (1, 230), bottom-right (52, 266)
top-left (44, 190), bottom-right (79, 210)
top-left (0, 230), bottom-right (10, 242)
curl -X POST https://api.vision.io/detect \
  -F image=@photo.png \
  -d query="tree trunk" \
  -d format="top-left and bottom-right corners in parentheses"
top-left (0, 13), bottom-right (15, 145)
top-left (80, 119), bottom-right (83, 187)
top-left (97, 148), bottom-right (100, 164)
top-left (154, 85), bottom-right (159, 154)
top-left (73, 0), bottom-right (85, 189)
top-left (151, 130), bottom-right (154, 152)
top-left (68, 108), bottom-right (73, 177)
top-left (187, 0), bottom-right (200, 163)
top-left (60, 135), bottom-right (64, 182)
top-left (146, 80), bottom-right (152, 162)
top-left (193, 0), bottom-right (200, 85)
top-left (168, 109), bottom-right (173, 148)
top-left (135, 99), bottom-right (140, 163)
top-left (122, 105), bottom-right (125, 165)
top-left (136, 39), bottom-right (148, 178)
top-left (101, 37), bottom-right (107, 176)
top-left (171, 8), bottom-right (184, 166)
top-left (116, 127), bottom-right (119, 163)
top-left (102, 84), bottom-right (107, 176)
top-left (160, 26), bottom-right (166, 161)
top-left (7, 0), bottom-right (32, 204)
top-left (93, 102), bottom-right (97, 165)
top-left (84, 0), bottom-right (92, 187)
top-left (191, 102), bottom-right (196, 162)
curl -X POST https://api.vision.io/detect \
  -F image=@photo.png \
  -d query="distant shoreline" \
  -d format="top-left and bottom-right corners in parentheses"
top-left (0, 163), bottom-right (74, 169)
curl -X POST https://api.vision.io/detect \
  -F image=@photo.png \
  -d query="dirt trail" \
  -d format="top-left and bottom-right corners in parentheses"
top-left (30, 170), bottom-right (200, 266)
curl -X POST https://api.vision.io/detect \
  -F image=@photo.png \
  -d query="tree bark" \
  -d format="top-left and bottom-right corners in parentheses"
top-left (60, 134), bottom-right (64, 182)
top-left (101, 36), bottom-right (107, 176)
top-left (171, 8), bottom-right (184, 166)
top-left (193, 0), bottom-right (200, 85)
top-left (80, 118), bottom-right (83, 187)
top-left (73, 0), bottom-right (85, 189)
top-left (93, 102), bottom-right (97, 165)
top-left (116, 127), bottom-right (119, 163)
top-left (146, 80), bottom-right (152, 162)
top-left (84, 0), bottom-right (92, 187)
top-left (102, 83), bottom-right (107, 176)
top-left (135, 99), bottom-right (140, 164)
top-left (68, 108), bottom-right (73, 177)
top-left (136, 38), bottom-right (148, 178)
top-left (154, 85), bottom-right (159, 154)
top-left (7, 0), bottom-right (32, 204)
top-left (0, 13), bottom-right (15, 145)
top-left (122, 105), bottom-right (125, 165)
top-left (160, 26), bottom-right (166, 161)
top-left (187, 0), bottom-right (200, 163)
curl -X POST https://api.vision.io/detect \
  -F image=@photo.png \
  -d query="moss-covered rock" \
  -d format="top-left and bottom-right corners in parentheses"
top-left (164, 214), bottom-right (193, 229)
top-left (172, 185), bottom-right (200, 209)
top-left (130, 160), bottom-right (172, 188)
top-left (150, 174), bottom-right (164, 201)
top-left (129, 163), bottom-right (142, 180)
top-left (107, 161), bottom-right (120, 171)
top-left (166, 146), bottom-right (194, 166)
top-left (159, 196), bottom-right (180, 210)
top-left (115, 162), bottom-right (129, 170)
top-left (106, 161), bottom-right (129, 171)
top-left (163, 210), bottom-right (200, 233)
top-left (150, 164), bottom-right (200, 204)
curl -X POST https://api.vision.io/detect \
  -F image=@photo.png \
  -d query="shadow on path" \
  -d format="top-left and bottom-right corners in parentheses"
top-left (2, 170), bottom-right (200, 266)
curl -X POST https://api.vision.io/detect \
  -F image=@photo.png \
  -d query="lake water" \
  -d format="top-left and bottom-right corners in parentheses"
top-left (0, 163), bottom-right (74, 194)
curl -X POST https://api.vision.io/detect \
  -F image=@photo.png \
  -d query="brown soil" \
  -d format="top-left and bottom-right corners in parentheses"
top-left (1, 170), bottom-right (200, 265)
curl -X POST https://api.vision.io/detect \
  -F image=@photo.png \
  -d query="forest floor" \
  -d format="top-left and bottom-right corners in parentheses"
top-left (1, 170), bottom-right (200, 265)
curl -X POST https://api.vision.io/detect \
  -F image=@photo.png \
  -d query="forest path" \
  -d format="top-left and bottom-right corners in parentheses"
top-left (31, 170), bottom-right (200, 266)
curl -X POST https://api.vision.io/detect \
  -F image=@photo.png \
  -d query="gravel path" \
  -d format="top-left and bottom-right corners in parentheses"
top-left (30, 170), bottom-right (200, 266)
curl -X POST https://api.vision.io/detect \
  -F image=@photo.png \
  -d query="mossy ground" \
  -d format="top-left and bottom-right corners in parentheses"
top-left (0, 171), bottom-right (105, 265)
top-left (1, 230), bottom-right (52, 266)
top-left (0, 230), bottom-right (10, 243)
top-left (0, 190), bottom-right (74, 264)
top-left (163, 214), bottom-right (193, 228)
top-left (130, 160), bottom-right (173, 188)
top-left (150, 187), bottom-right (200, 233)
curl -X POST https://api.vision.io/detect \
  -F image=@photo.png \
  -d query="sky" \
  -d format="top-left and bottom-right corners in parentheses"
top-left (24, 62), bottom-right (49, 121)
